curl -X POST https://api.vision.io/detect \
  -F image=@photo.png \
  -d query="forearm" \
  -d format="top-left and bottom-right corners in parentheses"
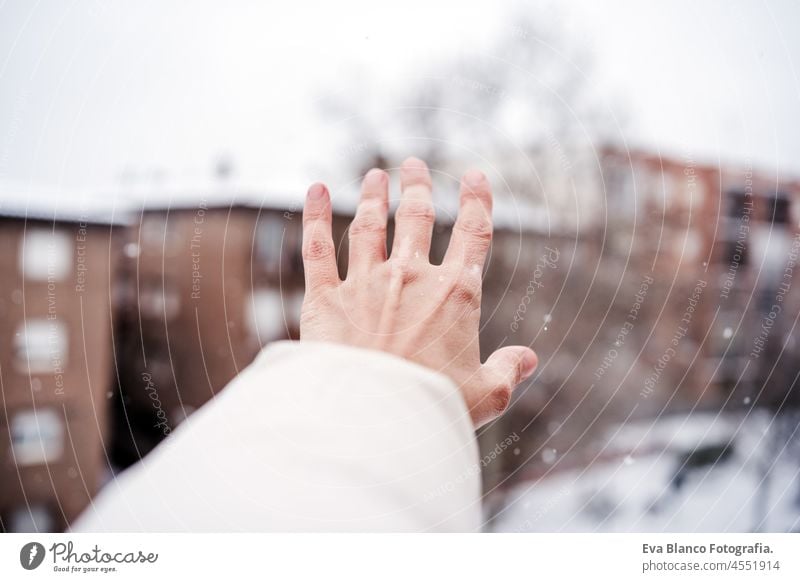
top-left (72, 341), bottom-right (482, 532)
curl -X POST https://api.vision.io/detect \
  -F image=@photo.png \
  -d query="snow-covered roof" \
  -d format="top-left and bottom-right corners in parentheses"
top-left (0, 181), bottom-right (132, 225)
top-left (115, 178), bottom-right (310, 214)
top-left (0, 180), bottom-right (310, 224)
top-left (0, 179), bottom-right (560, 235)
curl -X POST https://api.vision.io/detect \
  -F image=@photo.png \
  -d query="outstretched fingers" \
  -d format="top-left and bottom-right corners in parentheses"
top-left (391, 157), bottom-right (435, 261)
top-left (443, 170), bottom-right (493, 272)
top-left (348, 168), bottom-right (389, 275)
top-left (302, 182), bottom-right (340, 291)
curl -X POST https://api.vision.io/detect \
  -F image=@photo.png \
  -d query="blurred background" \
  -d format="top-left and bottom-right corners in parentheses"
top-left (1, 0), bottom-right (800, 532)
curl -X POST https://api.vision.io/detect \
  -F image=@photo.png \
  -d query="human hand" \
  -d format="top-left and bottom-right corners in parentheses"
top-left (300, 157), bottom-right (537, 428)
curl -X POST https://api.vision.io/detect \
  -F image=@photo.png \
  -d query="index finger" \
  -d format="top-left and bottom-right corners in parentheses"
top-left (302, 182), bottom-right (340, 291)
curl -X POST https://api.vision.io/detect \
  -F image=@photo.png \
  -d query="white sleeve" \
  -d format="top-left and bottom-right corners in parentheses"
top-left (72, 341), bottom-right (482, 532)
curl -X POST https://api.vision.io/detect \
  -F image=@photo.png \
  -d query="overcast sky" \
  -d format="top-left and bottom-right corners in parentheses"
top-left (0, 0), bottom-right (798, 205)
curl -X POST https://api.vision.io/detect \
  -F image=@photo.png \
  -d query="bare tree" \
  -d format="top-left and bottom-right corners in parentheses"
top-left (318, 8), bottom-right (611, 196)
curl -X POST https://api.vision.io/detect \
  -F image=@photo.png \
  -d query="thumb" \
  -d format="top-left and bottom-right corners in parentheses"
top-left (484, 345), bottom-right (538, 386)
top-left (475, 346), bottom-right (538, 424)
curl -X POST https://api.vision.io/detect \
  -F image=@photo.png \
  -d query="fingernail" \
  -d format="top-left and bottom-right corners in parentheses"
top-left (464, 169), bottom-right (486, 187)
top-left (520, 351), bottom-right (538, 380)
top-left (308, 183), bottom-right (327, 200)
top-left (403, 156), bottom-right (425, 168)
top-left (365, 168), bottom-right (387, 184)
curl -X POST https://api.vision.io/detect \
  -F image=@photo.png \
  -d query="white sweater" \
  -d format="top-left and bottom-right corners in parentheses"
top-left (73, 341), bottom-right (482, 532)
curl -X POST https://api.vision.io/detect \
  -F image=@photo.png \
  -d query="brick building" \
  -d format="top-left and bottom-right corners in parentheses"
top-left (0, 190), bottom-right (122, 532)
top-left (480, 147), bottom-right (800, 495)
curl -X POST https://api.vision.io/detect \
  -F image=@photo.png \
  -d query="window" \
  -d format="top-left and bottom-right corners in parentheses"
top-left (726, 190), bottom-right (750, 219)
top-left (255, 214), bottom-right (286, 272)
top-left (750, 225), bottom-right (791, 277)
top-left (246, 288), bottom-right (285, 342)
top-left (285, 222), bottom-right (304, 274)
top-left (14, 320), bottom-right (68, 374)
top-left (767, 194), bottom-right (790, 225)
top-left (19, 228), bottom-right (72, 281)
top-left (644, 167), bottom-right (664, 206)
top-left (10, 408), bottom-right (64, 466)
top-left (7, 504), bottom-right (54, 533)
top-left (607, 166), bottom-right (636, 219)
top-left (139, 277), bottom-right (181, 319)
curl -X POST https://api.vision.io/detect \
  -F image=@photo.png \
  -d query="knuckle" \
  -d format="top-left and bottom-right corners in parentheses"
top-left (302, 237), bottom-right (334, 261)
top-left (449, 277), bottom-right (480, 308)
top-left (456, 216), bottom-right (493, 242)
top-left (403, 266), bottom-right (421, 285)
top-left (302, 209), bottom-right (327, 225)
top-left (396, 200), bottom-right (435, 224)
top-left (349, 213), bottom-right (386, 237)
top-left (488, 384), bottom-right (513, 415)
top-left (389, 258), bottom-right (421, 284)
top-left (404, 173), bottom-right (433, 189)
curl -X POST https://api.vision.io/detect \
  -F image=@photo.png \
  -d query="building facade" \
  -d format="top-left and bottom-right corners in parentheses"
top-left (0, 212), bottom-right (119, 532)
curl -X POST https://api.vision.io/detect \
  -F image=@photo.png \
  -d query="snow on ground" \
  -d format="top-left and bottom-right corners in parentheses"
top-left (491, 411), bottom-right (800, 532)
